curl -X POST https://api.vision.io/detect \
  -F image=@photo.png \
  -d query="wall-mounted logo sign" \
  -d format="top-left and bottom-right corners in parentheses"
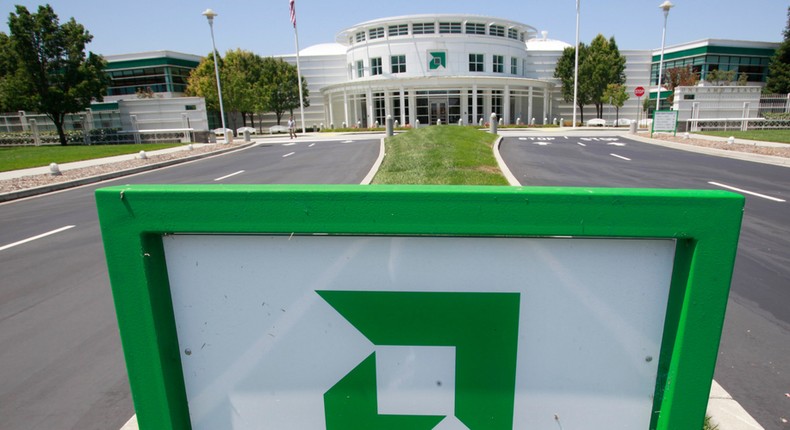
top-left (428, 51), bottom-right (446, 70)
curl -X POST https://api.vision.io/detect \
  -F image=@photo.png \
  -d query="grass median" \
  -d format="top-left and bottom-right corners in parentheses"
top-left (0, 143), bottom-right (182, 172)
top-left (371, 126), bottom-right (508, 185)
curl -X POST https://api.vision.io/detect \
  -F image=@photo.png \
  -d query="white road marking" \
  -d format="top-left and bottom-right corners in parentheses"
top-left (309, 143), bottom-right (316, 147)
top-left (283, 142), bottom-right (296, 146)
top-left (342, 140), bottom-right (353, 143)
top-left (708, 181), bottom-right (786, 202)
top-left (0, 225), bottom-right (76, 252)
top-left (577, 142), bottom-right (587, 147)
top-left (533, 142), bottom-right (551, 146)
top-left (607, 142), bottom-right (626, 146)
top-left (283, 152), bottom-right (296, 158)
top-left (610, 153), bottom-right (631, 161)
top-left (213, 170), bottom-right (245, 181)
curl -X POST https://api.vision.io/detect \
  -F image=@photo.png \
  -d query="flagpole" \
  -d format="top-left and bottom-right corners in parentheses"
top-left (292, 10), bottom-right (306, 134)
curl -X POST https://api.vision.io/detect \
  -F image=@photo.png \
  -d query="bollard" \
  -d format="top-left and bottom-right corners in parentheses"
top-left (490, 113), bottom-right (498, 134)
top-left (138, 150), bottom-right (148, 159)
top-left (560, 118), bottom-right (564, 128)
top-left (437, 118), bottom-right (442, 126)
top-left (386, 115), bottom-right (394, 137)
top-left (188, 144), bottom-right (194, 150)
top-left (727, 136), bottom-right (735, 144)
top-left (331, 123), bottom-right (334, 129)
top-left (49, 163), bottom-right (61, 176)
top-left (394, 120), bottom-right (400, 128)
top-left (629, 121), bottom-right (637, 134)
top-left (516, 117), bottom-right (521, 125)
top-left (479, 118), bottom-right (484, 127)
top-left (544, 117), bottom-right (548, 125)
top-left (458, 118), bottom-right (463, 126)
top-left (683, 132), bottom-right (690, 139)
top-left (243, 129), bottom-right (251, 142)
top-left (498, 118), bottom-right (503, 126)
top-left (415, 119), bottom-right (420, 129)
top-left (375, 121), bottom-right (380, 128)
top-left (342, 121), bottom-right (346, 128)
top-left (357, 120), bottom-right (362, 128)
top-left (531, 118), bottom-right (536, 126)
top-left (320, 123), bottom-right (324, 131)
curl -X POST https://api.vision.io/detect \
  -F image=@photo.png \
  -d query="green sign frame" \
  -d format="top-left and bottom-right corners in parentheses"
top-left (96, 184), bottom-right (743, 430)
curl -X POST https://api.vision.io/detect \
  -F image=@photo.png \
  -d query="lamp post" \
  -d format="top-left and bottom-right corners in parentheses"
top-left (655, 1), bottom-right (674, 113)
top-left (202, 8), bottom-right (228, 143)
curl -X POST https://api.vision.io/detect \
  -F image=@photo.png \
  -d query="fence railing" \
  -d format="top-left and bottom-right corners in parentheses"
top-left (0, 127), bottom-right (195, 146)
top-left (686, 118), bottom-right (790, 132)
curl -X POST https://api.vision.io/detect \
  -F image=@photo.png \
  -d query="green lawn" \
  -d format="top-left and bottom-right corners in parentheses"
top-left (372, 126), bottom-right (508, 185)
top-left (0, 143), bottom-right (182, 172)
top-left (698, 129), bottom-right (790, 144)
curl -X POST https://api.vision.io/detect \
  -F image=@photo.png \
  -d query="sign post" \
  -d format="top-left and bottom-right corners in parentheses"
top-left (97, 185), bottom-right (743, 430)
top-left (634, 86), bottom-right (645, 127)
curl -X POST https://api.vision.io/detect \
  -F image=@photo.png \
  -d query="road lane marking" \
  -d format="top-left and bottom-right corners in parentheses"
top-left (708, 181), bottom-right (786, 202)
top-left (0, 225), bottom-right (76, 252)
top-left (283, 152), bottom-right (295, 158)
top-left (213, 170), bottom-right (245, 181)
top-left (610, 153), bottom-right (631, 161)
top-left (283, 142), bottom-right (296, 146)
top-left (577, 142), bottom-right (587, 147)
top-left (607, 142), bottom-right (626, 146)
top-left (309, 143), bottom-right (316, 147)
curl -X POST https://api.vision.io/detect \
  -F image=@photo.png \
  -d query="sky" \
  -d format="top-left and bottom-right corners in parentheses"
top-left (1, 0), bottom-right (788, 58)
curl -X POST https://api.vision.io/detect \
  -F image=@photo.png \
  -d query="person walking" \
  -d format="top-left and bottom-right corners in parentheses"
top-left (288, 116), bottom-right (297, 139)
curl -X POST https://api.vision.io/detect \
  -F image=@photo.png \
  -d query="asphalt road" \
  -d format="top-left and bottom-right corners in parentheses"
top-left (501, 134), bottom-right (790, 429)
top-left (0, 136), bottom-right (380, 430)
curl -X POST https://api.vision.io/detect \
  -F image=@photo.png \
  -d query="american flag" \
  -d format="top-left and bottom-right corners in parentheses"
top-left (289, 0), bottom-right (296, 28)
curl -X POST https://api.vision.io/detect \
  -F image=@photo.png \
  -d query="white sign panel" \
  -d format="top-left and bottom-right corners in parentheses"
top-left (653, 110), bottom-right (678, 133)
top-left (163, 235), bottom-right (675, 430)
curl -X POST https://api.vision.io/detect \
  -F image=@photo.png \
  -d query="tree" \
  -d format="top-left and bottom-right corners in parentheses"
top-left (554, 34), bottom-right (625, 122)
top-left (663, 66), bottom-right (699, 104)
top-left (602, 83), bottom-right (629, 125)
top-left (706, 69), bottom-right (736, 86)
top-left (4, 5), bottom-right (108, 145)
top-left (765, 7), bottom-right (790, 94)
top-left (554, 43), bottom-right (592, 124)
top-left (262, 58), bottom-right (309, 126)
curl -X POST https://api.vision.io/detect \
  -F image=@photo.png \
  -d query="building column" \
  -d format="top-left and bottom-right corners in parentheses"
top-left (461, 88), bottom-right (468, 125)
top-left (528, 87), bottom-right (534, 124)
top-left (504, 85), bottom-right (511, 125)
top-left (472, 84), bottom-right (478, 124)
top-left (343, 90), bottom-right (349, 127)
top-left (384, 90), bottom-right (392, 125)
top-left (408, 90), bottom-right (417, 126)
top-left (543, 88), bottom-right (549, 124)
top-left (399, 88), bottom-right (406, 126)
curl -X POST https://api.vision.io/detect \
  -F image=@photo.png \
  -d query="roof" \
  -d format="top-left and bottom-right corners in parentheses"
top-left (298, 43), bottom-right (346, 57)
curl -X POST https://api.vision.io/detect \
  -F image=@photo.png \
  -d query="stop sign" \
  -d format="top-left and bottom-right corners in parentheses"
top-left (635, 86), bottom-right (645, 97)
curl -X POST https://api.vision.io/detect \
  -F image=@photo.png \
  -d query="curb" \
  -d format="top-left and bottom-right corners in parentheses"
top-left (493, 136), bottom-right (520, 186)
top-left (626, 133), bottom-right (790, 168)
top-left (0, 143), bottom-right (255, 203)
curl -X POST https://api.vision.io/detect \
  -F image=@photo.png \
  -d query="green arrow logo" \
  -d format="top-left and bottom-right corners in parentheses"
top-left (318, 291), bottom-right (520, 430)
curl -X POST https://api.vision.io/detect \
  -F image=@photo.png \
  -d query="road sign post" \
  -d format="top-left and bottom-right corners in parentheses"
top-left (652, 110), bottom-right (679, 137)
top-left (97, 185), bottom-right (743, 430)
top-left (634, 86), bottom-right (645, 127)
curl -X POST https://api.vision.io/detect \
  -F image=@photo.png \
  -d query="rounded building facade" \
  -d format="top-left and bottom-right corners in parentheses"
top-left (321, 15), bottom-right (558, 127)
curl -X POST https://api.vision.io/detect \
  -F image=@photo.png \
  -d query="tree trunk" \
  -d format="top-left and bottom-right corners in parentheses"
top-left (53, 114), bottom-right (68, 146)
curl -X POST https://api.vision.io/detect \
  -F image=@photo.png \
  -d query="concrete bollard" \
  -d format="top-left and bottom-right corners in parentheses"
top-left (386, 115), bottom-right (394, 137)
top-left (342, 121), bottom-right (346, 128)
top-left (727, 136), bottom-right (735, 144)
top-left (357, 120), bottom-right (362, 128)
top-left (560, 118), bottom-right (564, 128)
top-left (516, 117), bottom-right (521, 125)
top-left (544, 117), bottom-right (548, 125)
top-left (458, 118), bottom-right (463, 126)
top-left (629, 121), bottom-right (637, 134)
top-left (243, 129), bottom-right (251, 142)
top-left (437, 118), bottom-right (442, 126)
top-left (375, 121), bottom-right (379, 128)
top-left (490, 113), bottom-right (498, 134)
top-left (683, 132), bottom-right (690, 139)
top-left (49, 163), bottom-right (61, 176)
top-left (415, 119), bottom-right (420, 129)
top-left (498, 118), bottom-right (503, 126)
top-left (479, 118), bottom-right (484, 127)
top-left (394, 120), bottom-right (399, 128)
top-left (138, 150), bottom-right (148, 159)
top-left (188, 144), bottom-right (194, 150)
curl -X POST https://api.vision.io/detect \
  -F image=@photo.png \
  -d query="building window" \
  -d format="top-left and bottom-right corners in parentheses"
top-left (469, 54), bottom-right (484, 72)
top-left (511, 57), bottom-right (519, 75)
top-left (493, 55), bottom-right (504, 73)
top-left (492, 90), bottom-right (503, 116)
top-left (508, 28), bottom-right (519, 40)
top-left (388, 24), bottom-right (409, 37)
top-left (369, 27), bottom-right (384, 40)
top-left (412, 23), bottom-right (435, 35)
top-left (355, 31), bottom-right (366, 43)
top-left (489, 24), bottom-right (505, 37)
top-left (391, 55), bottom-right (406, 74)
top-left (439, 22), bottom-right (462, 34)
top-left (371, 57), bottom-right (382, 76)
top-left (356, 60), bottom-right (364, 78)
top-left (466, 22), bottom-right (486, 35)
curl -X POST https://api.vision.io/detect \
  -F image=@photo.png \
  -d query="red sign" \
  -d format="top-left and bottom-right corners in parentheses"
top-left (634, 86), bottom-right (645, 97)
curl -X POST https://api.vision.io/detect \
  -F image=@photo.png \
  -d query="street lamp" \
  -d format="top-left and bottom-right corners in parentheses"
top-left (202, 8), bottom-right (229, 143)
top-left (655, 1), bottom-right (674, 113)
